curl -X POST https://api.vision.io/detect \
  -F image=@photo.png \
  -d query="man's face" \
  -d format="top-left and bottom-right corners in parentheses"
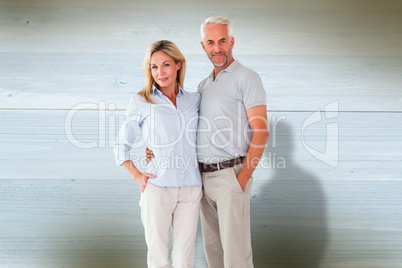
top-left (201, 23), bottom-right (234, 68)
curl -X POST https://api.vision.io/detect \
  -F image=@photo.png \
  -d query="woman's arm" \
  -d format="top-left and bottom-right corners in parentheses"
top-left (122, 160), bottom-right (155, 192)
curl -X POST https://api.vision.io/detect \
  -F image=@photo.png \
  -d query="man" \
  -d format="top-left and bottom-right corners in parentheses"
top-left (148, 16), bottom-right (269, 267)
top-left (196, 16), bottom-right (269, 268)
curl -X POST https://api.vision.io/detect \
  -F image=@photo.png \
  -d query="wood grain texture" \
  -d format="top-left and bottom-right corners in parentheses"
top-left (1, 0), bottom-right (402, 267)
top-left (2, 53), bottom-right (402, 111)
top-left (1, 1), bottom-right (401, 55)
top-left (0, 110), bottom-right (401, 180)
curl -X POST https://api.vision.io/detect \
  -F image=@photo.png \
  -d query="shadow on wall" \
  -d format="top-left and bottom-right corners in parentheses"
top-left (251, 121), bottom-right (328, 268)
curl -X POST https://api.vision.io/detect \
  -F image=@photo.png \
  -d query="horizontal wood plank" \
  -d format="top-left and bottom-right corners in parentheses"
top-left (1, 179), bottom-right (401, 267)
top-left (0, 110), bottom-right (401, 180)
top-left (1, 53), bottom-right (401, 111)
top-left (1, 2), bottom-right (401, 55)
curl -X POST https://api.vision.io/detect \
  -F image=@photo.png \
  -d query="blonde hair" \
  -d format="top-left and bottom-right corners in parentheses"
top-left (200, 16), bottom-right (233, 40)
top-left (138, 40), bottom-right (186, 103)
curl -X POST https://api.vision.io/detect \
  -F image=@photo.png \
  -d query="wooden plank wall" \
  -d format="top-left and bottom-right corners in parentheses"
top-left (1, 0), bottom-right (402, 267)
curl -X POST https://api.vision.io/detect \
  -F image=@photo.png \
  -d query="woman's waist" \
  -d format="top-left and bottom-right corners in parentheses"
top-left (145, 166), bottom-right (202, 187)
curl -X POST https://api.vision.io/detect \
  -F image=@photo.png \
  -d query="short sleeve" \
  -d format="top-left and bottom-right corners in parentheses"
top-left (241, 70), bottom-right (266, 110)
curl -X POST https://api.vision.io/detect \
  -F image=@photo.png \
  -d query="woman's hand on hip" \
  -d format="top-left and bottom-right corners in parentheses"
top-left (134, 172), bottom-right (156, 192)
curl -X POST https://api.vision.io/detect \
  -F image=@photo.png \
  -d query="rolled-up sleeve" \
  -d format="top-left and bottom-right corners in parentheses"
top-left (113, 97), bottom-right (143, 166)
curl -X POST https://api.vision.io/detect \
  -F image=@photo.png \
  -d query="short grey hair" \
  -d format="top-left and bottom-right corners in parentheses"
top-left (200, 16), bottom-right (233, 40)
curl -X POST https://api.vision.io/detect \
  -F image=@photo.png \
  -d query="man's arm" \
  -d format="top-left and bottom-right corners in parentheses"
top-left (237, 105), bottom-right (269, 192)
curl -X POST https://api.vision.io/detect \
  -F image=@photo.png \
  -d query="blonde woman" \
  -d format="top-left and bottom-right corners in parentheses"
top-left (114, 40), bottom-right (202, 268)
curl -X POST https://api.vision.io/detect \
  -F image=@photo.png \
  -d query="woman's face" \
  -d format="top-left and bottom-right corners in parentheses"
top-left (150, 51), bottom-right (181, 90)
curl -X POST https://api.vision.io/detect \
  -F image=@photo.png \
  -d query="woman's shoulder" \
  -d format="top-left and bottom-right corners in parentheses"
top-left (125, 94), bottom-right (151, 116)
top-left (128, 94), bottom-right (154, 107)
top-left (130, 94), bottom-right (149, 104)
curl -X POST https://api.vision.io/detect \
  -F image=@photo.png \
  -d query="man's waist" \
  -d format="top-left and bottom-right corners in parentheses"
top-left (199, 156), bottom-right (245, 173)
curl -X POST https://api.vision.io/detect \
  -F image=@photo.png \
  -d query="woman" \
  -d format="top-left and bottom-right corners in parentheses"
top-left (114, 40), bottom-right (202, 268)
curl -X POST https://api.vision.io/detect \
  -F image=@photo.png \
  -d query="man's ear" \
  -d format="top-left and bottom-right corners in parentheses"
top-left (231, 36), bottom-right (235, 49)
top-left (201, 41), bottom-right (206, 52)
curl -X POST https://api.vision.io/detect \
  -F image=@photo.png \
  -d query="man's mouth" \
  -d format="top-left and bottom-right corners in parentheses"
top-left (212, 53), bottom-right (224, 58)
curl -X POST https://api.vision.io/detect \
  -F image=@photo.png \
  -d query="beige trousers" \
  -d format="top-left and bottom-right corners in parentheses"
top-left (140, 183), bottom-right (202, 268)
top-left (200, 164), bottom-right (254, 268)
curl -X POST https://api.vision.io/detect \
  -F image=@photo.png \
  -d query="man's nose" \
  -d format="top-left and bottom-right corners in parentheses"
top-left (212, 44), bottom-right (221, 53)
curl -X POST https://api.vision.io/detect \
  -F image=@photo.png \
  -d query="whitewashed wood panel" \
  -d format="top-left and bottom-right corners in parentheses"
top-left (1, 0), bottom-right (402, 267)
top-left (0, 110), bottom-right (401, 180)
top-left (1, 1), bottom-right (401, 55)
top-left (1, 53), bottom-right (402, 111)
top-left (1, 110), bottom-right (401, 266)
top-left (1, 177), bottom-right (401, 267)
top-left (1, 0), bottom-right (401, 111)
top-left (0, 179), bottom-right (207, 268)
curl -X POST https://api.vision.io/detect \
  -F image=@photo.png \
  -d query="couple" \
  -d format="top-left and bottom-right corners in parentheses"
top-left (114, 16), bottom-right (269, 268)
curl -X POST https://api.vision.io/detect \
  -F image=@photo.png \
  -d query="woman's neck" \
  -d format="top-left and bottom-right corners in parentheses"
top-left (160, 83), bottom-right (179, 99)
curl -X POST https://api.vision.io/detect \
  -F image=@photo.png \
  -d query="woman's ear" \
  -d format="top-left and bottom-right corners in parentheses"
top-left (176, 61), bottom-right (182, 70)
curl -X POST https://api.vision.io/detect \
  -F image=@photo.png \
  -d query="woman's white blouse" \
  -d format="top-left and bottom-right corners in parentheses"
top-left (114, 87), bottom-right (202, 187)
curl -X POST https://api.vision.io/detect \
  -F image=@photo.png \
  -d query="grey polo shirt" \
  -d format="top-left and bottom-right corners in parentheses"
top-left (196, 60), bottom-right (266, 164)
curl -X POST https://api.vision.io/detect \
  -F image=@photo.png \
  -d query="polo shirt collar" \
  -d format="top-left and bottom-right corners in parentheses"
top-left (224, 59), bottom-right (240, 73)
top-left (209, 59), bottom-right (240, 78)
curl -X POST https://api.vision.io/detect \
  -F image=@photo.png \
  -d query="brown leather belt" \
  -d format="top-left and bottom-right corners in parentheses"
top-left (199, 156), bottom-right (245, 173)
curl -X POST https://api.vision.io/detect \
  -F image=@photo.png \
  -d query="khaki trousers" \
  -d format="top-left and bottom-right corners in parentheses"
top-left (200, 164), bottom-right (254, 268)
top-left (140, 183), bottom-right (202, 268)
